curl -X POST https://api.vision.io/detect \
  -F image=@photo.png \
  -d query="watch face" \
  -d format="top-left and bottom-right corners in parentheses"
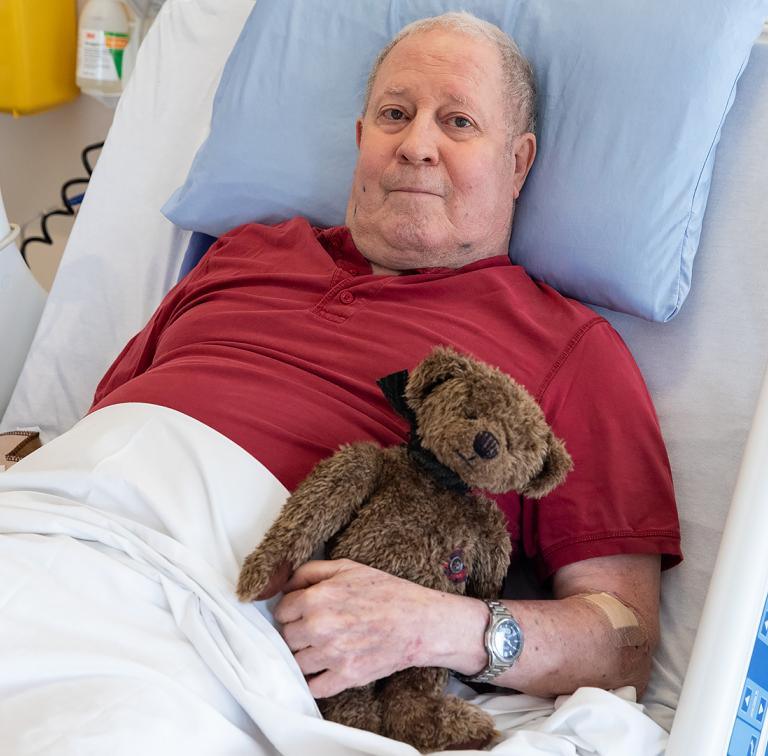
top-left (491, 618), bottom-right (523, 663)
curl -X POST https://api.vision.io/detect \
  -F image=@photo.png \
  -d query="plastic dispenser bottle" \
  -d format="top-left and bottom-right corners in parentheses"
top-left (76, 0), bottom-right (131, 97)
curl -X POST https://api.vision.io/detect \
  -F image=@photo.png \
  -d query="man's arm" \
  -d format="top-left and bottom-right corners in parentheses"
top-left (445, 553), bottom-right (660, 697)
top-left (273, 552), bottom-right (660, 699)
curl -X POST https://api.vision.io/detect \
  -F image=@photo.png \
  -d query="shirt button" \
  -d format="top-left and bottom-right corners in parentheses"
top-left (339, 290), bottom-right (355, 304)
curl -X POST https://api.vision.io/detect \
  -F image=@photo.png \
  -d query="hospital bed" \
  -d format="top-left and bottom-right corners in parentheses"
top-left (1, 1), bottom-right (767, 754)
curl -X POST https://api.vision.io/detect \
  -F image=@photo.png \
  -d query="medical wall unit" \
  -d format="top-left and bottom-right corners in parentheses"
top-left (0, 0), bottom-right (79, 116)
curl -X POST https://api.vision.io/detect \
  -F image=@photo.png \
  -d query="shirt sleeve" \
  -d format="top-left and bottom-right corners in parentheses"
top-left (522, 319), bottom-right (683, 581)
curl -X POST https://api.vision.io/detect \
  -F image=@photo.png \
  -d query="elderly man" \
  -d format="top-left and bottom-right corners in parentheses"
top-left (90, 11), bottom-right (681, 709)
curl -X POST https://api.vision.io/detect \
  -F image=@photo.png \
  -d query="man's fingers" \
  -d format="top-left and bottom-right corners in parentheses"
top-left (293, 646), bottom-right (328, 677)
top-left (283, 559), bottom-right (356, 592)
top-left (271, 559), bottom-right (402, 698)
top-left (273, 589), bottom-right (307, 624)
top-left (307, 669), bottom-right (349, 700)
top-left (280, 617), bottom-right (313, 651)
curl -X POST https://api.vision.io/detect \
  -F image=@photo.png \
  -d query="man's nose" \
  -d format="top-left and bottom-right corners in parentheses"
top-left (395, 116), bottom-right (439, 165)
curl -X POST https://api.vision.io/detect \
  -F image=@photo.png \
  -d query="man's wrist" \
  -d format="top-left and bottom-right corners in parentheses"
top-left (422, 593), bottom-right (489, 674)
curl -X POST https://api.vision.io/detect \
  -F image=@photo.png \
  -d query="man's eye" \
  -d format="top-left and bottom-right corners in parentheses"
top-left (383, 108), bottom-right (406, 121)
top-left (451, 116), bottom-right (472, 129)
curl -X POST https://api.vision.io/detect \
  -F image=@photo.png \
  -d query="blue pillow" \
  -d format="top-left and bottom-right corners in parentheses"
top-left (162, 0), bottom-right (767, 321)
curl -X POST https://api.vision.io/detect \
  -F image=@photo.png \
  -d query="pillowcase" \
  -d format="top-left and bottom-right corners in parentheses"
top-left (162, 0), bottom-right (768, 321)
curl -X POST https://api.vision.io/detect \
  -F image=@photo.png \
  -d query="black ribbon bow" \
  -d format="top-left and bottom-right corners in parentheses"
top-left (377, 369), bottom-right (469, 495)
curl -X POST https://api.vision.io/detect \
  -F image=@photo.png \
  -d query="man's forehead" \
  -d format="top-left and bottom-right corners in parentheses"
top-left (369, 30), bottom-right (503, 114)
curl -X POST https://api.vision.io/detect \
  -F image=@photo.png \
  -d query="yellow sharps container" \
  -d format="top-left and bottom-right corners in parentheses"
top-left (0, 0), bottom-right (80, 117)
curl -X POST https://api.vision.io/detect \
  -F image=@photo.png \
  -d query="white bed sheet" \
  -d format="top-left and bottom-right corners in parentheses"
top-left (2, 0), bottom-right (767, 739)
top-left (0, 403), bottom-right (669, 756)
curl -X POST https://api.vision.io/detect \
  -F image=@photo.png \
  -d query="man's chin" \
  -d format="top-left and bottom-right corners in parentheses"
top-left (349, 215), bottom-right (456, 269)
top-left (380, 224), bottom-right (451, 260)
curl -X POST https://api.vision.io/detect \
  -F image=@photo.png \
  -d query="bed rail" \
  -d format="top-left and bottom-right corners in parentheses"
top-left (667, 362), bottom-right (768, 755)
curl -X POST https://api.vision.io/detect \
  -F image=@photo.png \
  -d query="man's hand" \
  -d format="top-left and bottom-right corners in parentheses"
top-left (274, 559), bottom-right (485, 698)
top-left (273, 553), bottom-right (661, 701)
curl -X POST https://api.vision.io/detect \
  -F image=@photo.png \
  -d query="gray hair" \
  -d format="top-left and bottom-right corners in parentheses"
top-left (362, 11), bottom-right (537, 136)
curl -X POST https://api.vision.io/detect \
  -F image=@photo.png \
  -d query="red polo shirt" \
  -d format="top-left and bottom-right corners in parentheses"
top-left (91, 217), bottom-right (682, 580)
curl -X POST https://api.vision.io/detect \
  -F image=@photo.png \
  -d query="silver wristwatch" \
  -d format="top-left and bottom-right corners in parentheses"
top-left (459, 599), bottom-right (524, 684)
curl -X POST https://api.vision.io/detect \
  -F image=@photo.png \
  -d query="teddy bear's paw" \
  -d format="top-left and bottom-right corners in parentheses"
top-left (383, 693), bottom-right (499, 752)
top-left (236, 553), bottom-right (292, 602)
top-left (438, 700), bottom-right (500, 751)
top-left (318, 685), bottom-right (382, 733)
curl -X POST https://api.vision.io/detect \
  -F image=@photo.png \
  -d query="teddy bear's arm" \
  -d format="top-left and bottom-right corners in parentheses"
top-left (237, 442), bottom-right (384, 601)
top-left (467, 499), bottom-right (512, 600)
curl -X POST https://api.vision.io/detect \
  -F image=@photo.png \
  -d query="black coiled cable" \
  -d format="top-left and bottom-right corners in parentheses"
top-left (20, 141), bottom-right (104, 266)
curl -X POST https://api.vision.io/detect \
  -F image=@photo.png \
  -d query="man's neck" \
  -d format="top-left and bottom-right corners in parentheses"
top-left (368, 260), bottom-right (403, 276)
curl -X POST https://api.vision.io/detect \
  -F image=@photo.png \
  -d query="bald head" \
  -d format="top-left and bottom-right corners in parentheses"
top-left (363, 12), bottom-right (537, 140)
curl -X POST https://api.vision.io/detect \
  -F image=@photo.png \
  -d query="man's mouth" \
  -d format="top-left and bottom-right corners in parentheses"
top-left (388, 186), bottom-right (442, 196)
top-left (390, 189), bottom-right (439, 196)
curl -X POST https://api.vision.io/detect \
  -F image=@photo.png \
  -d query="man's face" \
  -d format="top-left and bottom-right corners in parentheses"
top-left (346, 29), bottom-right (536, 273)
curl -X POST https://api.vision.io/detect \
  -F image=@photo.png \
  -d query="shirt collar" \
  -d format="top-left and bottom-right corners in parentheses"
top-left (315, 225), bottom-right (512, 277)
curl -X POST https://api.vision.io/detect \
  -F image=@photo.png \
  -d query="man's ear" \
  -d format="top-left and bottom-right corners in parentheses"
top-left (356, 118), bottom-right (363, 148)
top-left (511, 132), bottom-right (537, 200)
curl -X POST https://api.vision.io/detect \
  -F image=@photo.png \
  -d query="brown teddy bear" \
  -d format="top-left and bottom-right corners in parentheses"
top-left (237, 345), bottom-right (572, 752)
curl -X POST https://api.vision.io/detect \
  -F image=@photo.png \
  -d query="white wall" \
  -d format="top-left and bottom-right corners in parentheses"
top-left (0, 0), bottom-right (116, 291)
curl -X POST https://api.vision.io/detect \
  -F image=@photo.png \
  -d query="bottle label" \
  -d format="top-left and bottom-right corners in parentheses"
top-left (77, 29), bottom-right (129, 82)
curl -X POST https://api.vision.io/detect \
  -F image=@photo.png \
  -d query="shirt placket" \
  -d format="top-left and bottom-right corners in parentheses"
top-left (313, 269), bottom-right (387, 323)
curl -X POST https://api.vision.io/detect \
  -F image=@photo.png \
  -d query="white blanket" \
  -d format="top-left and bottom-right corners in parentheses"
top-left (0, 404), bottom-right (668, 755)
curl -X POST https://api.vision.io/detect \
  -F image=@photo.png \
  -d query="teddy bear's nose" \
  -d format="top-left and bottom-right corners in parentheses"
top-left (473, 431), bottom-right (500, 459)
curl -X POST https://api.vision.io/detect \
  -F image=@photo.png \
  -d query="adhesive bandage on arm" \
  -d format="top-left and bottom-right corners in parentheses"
top-left (573, 591), bottom-right (648, 648)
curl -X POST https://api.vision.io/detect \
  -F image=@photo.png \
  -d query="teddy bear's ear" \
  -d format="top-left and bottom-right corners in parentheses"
top-left (520, 433), bottom-right (573, 499)
top-left (404, 345), bottom-right (473, 410)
